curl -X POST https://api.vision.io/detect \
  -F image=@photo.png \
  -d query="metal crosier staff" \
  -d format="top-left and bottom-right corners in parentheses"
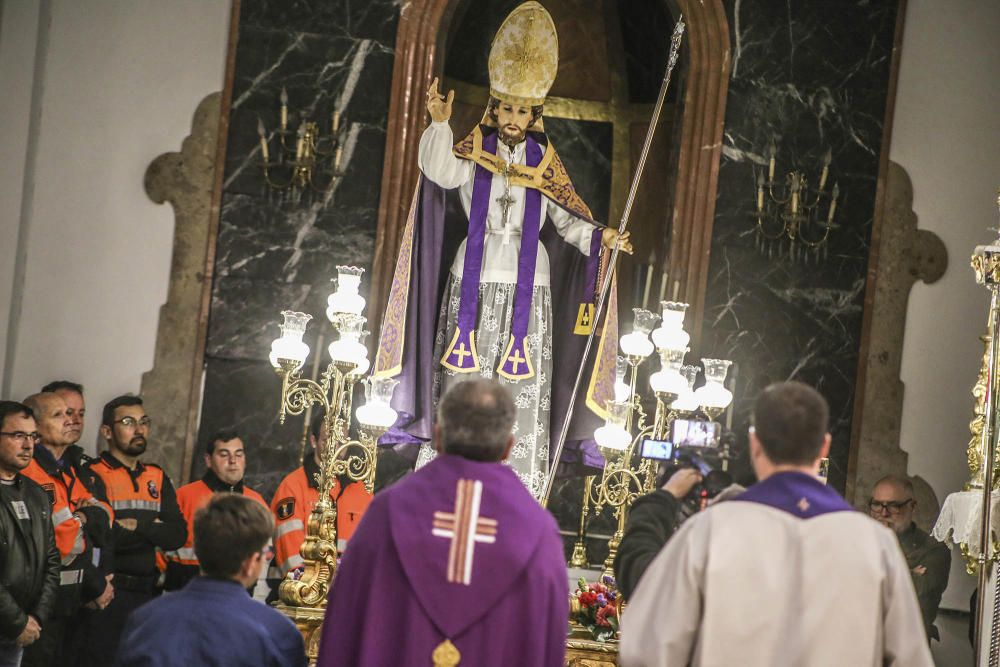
top-left (542, 17), bottom-right (686, 506)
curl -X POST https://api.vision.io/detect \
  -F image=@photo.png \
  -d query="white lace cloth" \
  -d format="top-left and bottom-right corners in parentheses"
top-left (931, 490), bottom-right (1000, 553)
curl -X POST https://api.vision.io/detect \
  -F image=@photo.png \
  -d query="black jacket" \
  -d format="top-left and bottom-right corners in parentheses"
top-left (613, 489), bottom-right (682, 600)
top-left (85, 452), bottom-right (186, 580)
top-left (0, 475), bottom-right (60, 640)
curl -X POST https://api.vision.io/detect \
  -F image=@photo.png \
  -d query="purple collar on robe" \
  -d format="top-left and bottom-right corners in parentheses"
top-left (732, 470), bottom-right (854, 519)
top-left (388, 454), bottom-right (556, 639)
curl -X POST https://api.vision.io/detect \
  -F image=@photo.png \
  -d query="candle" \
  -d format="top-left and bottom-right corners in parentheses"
top-left (257, 118), bottom-right (269, 162)
top-left (334, 146), bottom-right (343, 170)
top-left (295, 126), bottom-right (304, 160)
top-left (280, 87), bottom-right (289, 130)
top-left (767, 139), bottom-right (776, 181)
top-left (641, 263), bottom-right (653, 309)
top-left (819, 148), bottom-right (831, 191)
top-left (657, 272), bottom-right (669, 303)
top-left (756, 172), bottom-right (765, 211)
top-left (827, 183), bottom-right (839, 223)
top-left (672, 280), bottom-right (680, 301)
top-left (790, 173), bottom-right (800, 214)
top-left (332, 111), bottom-right (341, 134)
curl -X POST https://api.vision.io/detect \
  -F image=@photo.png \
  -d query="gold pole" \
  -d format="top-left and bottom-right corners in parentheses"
top-left (568, 476), bottom-right (593, 568)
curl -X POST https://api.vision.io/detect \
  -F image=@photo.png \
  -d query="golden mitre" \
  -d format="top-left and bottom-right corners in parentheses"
top-left (488, 1), bottom-right (559, 107)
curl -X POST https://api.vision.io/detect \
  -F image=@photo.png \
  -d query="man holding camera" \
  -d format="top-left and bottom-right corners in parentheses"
top-left (614, 468), bottom-right (701, 599)
top-left (619, 382), bottom-right (931, 667)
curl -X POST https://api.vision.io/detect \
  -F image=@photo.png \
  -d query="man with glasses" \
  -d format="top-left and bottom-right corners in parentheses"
top-left (0, 401), bottom-right (59, 667)
top-left (20, 392), bottom-right (113, 667)
top-left (80, 396), bottom-right (185, 665)
top-left (163, 429), bottom-right (268, 592)
top-left (869, 474), bottom-right (951, 641)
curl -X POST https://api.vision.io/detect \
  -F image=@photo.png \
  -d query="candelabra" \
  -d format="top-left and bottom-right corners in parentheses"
top-left (576, 302), bottom-right (733, 577)
top-left (268, 266), bottom-right (398, 613)
top-left (753, 141), bottom-right (841, 263)
top-left (257, 87), bottom-right (346, 194)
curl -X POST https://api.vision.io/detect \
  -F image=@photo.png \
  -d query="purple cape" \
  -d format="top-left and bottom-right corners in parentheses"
top-left (375, 126), bottom-right (616, 471)
top-left (734, 471), bottom-right (854, 518)
top-left (316, 454), bottom-right (569, 666)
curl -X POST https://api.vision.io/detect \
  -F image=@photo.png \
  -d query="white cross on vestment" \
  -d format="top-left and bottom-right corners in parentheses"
top-left (432, 479), bottom-right (498, 585)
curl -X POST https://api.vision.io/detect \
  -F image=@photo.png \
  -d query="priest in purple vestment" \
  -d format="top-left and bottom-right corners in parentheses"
top-left (316, 380), bottom-right (569, 666)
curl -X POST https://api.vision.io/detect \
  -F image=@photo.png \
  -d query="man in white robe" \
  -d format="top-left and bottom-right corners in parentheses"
top-left (619, 381), bottom-right (932, 667)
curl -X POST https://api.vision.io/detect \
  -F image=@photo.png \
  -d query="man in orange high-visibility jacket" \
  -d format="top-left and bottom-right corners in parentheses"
top-left (21, 391), bottom-right (113, 667)
top-left (80, 395), bottom-right (186, 667)
top-left (268, 411), bottom-right (372, 595)
top-left (164, 429), bottom-right (267, 591)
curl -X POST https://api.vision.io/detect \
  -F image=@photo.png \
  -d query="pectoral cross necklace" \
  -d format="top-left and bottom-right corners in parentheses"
top-left (495, 161), bottom-right (516, 246)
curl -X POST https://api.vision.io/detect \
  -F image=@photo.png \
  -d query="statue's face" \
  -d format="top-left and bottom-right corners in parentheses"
top-left (496, 101), bottom-right (533, 147)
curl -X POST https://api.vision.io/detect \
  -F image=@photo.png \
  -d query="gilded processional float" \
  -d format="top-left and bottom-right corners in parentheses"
top-left (262, 3), bottom-right (738, 664)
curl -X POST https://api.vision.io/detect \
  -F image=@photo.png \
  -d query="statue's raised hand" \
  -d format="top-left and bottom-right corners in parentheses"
top-left (426, 77), bottom-right (455, 123)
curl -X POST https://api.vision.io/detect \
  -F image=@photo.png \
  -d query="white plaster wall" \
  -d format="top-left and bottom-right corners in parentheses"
top-left (0, 1), bottom-right (43, 392)
top-left (893, 0), bottom-right (1000, 611)
top-left (1, 0), bottom-right (231, 452)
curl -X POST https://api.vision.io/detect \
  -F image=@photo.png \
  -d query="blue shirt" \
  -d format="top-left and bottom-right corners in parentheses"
top-left (115, 576), bottom-right (307, 667)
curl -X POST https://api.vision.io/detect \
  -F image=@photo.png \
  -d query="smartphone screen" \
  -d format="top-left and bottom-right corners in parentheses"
top-left (640, 438), bottom-right (674, 460)
top-left (670, 419), bottom-right (721, 448)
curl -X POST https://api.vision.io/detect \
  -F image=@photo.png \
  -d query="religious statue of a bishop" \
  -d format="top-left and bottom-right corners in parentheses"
top-left (375, 1), bottom-right (629, 498)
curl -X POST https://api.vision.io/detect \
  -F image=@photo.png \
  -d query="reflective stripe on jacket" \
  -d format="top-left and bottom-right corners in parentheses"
top-left (269, 458), bottom-right (372, 577)
top-left (162, 475), bottom-right (267, 591)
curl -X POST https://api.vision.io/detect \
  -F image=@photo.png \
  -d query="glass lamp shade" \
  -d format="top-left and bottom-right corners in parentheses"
top-left (326, 266), bottom-right (366, 320)
top-left (595, 400), bottom-right (632, 452)
top-left (695, 358), bottom-right (733, 410)
top-left (671, 365), bottom-right (702, 411)
top-left (356, 377), bottom-right (399, 429)
top-left (595, 424), bottom-right (631, 451)
top-left (328, 339), bottom-right (368, 365)
top-left (631, 307), bottom-right (660, 336)
top-left (702, 358), bottom-right (733, 385)
top-left (620, 332), bottom-right (654, 358)
top-left (693, 382), bottom-right (733, 410)
top-left (614, 356), bottom-right (630, 402)
top-left (269, 311), bottom-right (312, 370)
top-left (649, 369), bottom-right (688, 396)
top-left (651, 301), bottom-right (690, 352)
top-left (327, 314), bottom-right (369, 365)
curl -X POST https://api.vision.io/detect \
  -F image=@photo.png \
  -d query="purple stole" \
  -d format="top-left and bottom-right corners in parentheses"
top-left (440, 132), bottom-right (545, 381)
top-left (733, 471), bottom-right (854, 518)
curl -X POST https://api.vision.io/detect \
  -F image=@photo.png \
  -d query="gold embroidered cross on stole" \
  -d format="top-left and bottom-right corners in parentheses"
top-left (432, 479), bottom-right (498, 585)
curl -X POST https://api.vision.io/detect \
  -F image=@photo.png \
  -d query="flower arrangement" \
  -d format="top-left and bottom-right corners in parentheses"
top-left (570, 575), bottom-right (620, 642)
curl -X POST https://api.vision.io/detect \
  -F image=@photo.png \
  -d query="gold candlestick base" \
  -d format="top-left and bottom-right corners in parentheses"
top-left (568, 539), bottom-right (588, 568)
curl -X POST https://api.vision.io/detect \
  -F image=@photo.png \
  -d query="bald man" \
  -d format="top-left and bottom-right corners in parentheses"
top-left (869, 475), bottom-right (951, 641)
top-left (20, 393), bottom-right (113, 667)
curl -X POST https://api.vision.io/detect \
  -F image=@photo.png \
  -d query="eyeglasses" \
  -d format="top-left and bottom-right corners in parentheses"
top-left (114, 417), bottom-right (152, 428)
top-left (0, 431), bottom-right (41, 444)
top-left (868, 499), bottom-right (913, 515)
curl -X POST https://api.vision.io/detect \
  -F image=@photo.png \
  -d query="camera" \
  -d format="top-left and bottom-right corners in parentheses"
top-left (639, 419), bottom-right (733, 508)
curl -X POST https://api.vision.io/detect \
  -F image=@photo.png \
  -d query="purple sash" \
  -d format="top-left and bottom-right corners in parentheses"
top-left (441, 133), bottom-right (544, 381)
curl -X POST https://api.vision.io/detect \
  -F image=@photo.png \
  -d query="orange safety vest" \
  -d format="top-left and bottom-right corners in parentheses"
top-left (87, 452), bottom-right (186, 580)
top-left (23, 458), bottom-right (112, 566)
top-left (166, 476), bottom-right (268, 570)
top-left (269, 461), bottom-right (372, 577)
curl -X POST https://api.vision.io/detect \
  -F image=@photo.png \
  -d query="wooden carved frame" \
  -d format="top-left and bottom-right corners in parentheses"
top-left (369, 0), bottom-right (731, 345)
